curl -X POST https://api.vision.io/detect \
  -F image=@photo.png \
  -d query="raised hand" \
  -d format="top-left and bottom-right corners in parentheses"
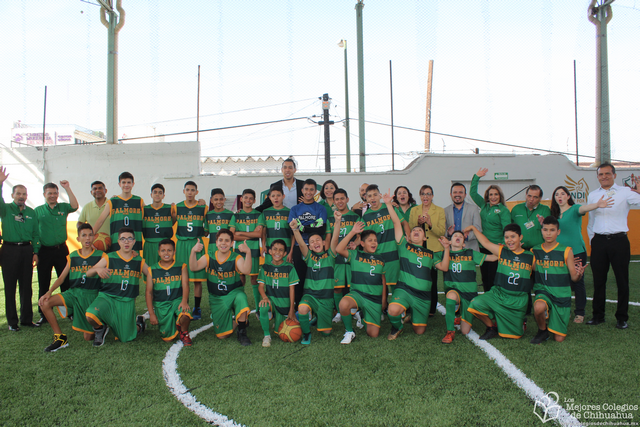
top-left (597, 195), bottom-right (615, 209)
top-left (333, 210), bottom-right (343, 223)
top-left (382, 190), bottom-right (393, 205)
top-left (192, 238), bottom-right (204, 253)
top-left (238, 240), bottom-right (251, 254)
top-left (438, 236), bottom-right (451, 248)
top-left (352, 221), bottom-right (365, 234)
top-left (0, 166), bottom-right (9, 183)
top-left (476, 167), bottom-right (488, 178)
top-left (59, 180), bottom-right (71, 190)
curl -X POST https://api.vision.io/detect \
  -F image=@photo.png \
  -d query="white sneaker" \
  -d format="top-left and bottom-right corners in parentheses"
top-left (332, 312), bottom-right (342, 323)
top-left (262, 336), bottom-right (271, 347)
top-left (340, 331), bottom-right (356, 344)
top-left (380, 313), bottom-right (385, 322)
top-left (354, 311), bottom-right (364, 329)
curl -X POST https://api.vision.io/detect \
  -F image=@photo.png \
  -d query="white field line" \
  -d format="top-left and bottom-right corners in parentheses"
top-left (435, 303), bottom-right (582, 427)
top-left (162, 322), bottom-right (245, 427)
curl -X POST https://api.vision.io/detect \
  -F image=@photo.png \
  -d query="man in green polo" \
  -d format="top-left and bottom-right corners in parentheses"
top-left (0, 166), bottom-right (41, 331)
top-left (510, 185), bottom-right (550, 250)
top-left (35, 181), bottom-right (79, 325)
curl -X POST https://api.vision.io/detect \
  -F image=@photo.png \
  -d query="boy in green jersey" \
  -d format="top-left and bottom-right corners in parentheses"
top-left (257, 239), bottom-right (299, 347)
top-left (198, 188), bottom-right (234, 320)
top-left (335, 214), bottom-right (388, 344)
top-left (142, 184), bottom-right (176, 268)
top-left (290, 216), bottom-right (341, 345)
top-left (145, 239), bottom-right (193, 346)
top-left (190, 230), bottom-right (253, 346)
top-left (38, 223), bottom-right (107, 351)
top-left (530, 216), bottom-right (584, 344)
top-left (362, 185), bottom-right (409, 289)
top-left (440, 231), bottom-right (497, 344)
top-left (327, 188), bottom-right (364, 322)
top-left (382, 192), bottom-right (450, 341)
top-left (230, 189), bottom-right (265, 318)
top-left (85, 227), bottom-right (150, 346)
top-left (260, 185), bottom-right (293, 263)
top-left (465, 224), bottom-right (535, 340)
top-left (92, 172), bottom-right (144, 253)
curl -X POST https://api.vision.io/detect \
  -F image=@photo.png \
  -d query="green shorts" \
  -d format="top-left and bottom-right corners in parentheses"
top-left (176, 239), bottom-right (206, 282)
top-left (388, 288), bottom-right (429, 327)
top-left (85, 292), bottom-right (137, 343)
top-left (333, 262), bottom-right (350, 289)
top-left (154, 299), bottom-right (192, 341)
top-left (57, 288), bottom-right (99, 334)
top-left (384, 259), bottom-right (400, 286)
top-left (299, 294), bottom-right (333, 333)
top-left (344, 291), bottom-right (382, 328)
top-left (467, 288), bottom-right (527, 339)
top-left (444, 287), bottom-right (478, 326)
top-left (209, 288), bottom-right (250, 338)
top-left (259, 300), bottom-right (287, 335)
top-left (534, 293), bottom-right (570, 337)
top-left (142, 241), bottom-right (160, 270)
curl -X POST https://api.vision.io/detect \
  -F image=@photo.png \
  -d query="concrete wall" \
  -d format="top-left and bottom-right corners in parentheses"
top-left (1, 141), bottom-right (638, 254)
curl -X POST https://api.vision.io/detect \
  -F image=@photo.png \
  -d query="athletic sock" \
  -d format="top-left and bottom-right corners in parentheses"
top-left (259, 308), bottom-right (271, 336)
top-left (237, 320), bottom-right (247, 332)
top-left (194, 296), bottom-right (201, 309)
top-left (341, 314), bottom-right (353, 332)
top-left (388, 313), bottom-right (403, 330)
top-left (333, 293), bottom-right (342, 312)
top-left (299, 313), bottom-right (311, 334)
top-left (445, 298), bottom-right (456, 331)
top-left (252, 284), bottom-right (261, 316)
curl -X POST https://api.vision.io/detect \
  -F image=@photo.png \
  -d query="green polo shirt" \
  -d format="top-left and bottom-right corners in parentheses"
top-left (35, 202), bottom-right (77, 247)
top-left (510, 202), bottom-right (551, 249)
top-left (0, 184), bottom-right (41, 253)
top-left (78, 200), bottom-right (110, 235)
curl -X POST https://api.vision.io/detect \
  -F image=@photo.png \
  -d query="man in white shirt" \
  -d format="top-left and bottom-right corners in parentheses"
top-left (256, 158), bottom-right (304, 211)
top-left (586, 163), bottom-right (640, 329)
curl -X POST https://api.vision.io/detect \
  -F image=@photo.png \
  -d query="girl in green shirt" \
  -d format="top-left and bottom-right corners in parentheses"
top-left (393, 186), bottom-right (416, 225)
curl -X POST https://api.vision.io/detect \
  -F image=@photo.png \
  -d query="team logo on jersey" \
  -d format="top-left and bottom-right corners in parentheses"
top-left (218, 267), bottom-right (223, 272)
top-left (155, 212), bottom-right (159, 217)
top-left (82, 261), bottom-right (87, 266)
top-left (124, 203), bottom-right (129, 208)
top-left (544, 255), bottom-right (549, 261)
top-left (165, 272), bottom-right (169, 276)
top-left (376, 213), bottom-right (381, 218)
top-left (514, 257), bottom-right (519, 262)
top-left (216, 215), bottom-right (221, 219)
top-left (494, 208), bottom-right (501, 214)
top-left (188, 210), bottom-right (193, 215)
top-left (370, 255), bottom-right (374, 260)
top-left (274, 268), bottom-right (279, 272)
top-left (565, 175), bottom-right (589, 203)
top-left (300, 212), bottom-right (315, 221)
top-left (246, 216), bottom-right (250, 220)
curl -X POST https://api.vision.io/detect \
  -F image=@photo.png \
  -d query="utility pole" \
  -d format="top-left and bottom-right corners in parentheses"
top-left (98, 0), bottom-right (125, 144)
top-left (424, 59), bottom-right (434, 152)
top-left (338, 40), bottom-right (351, 173)
top-left (197, 65), bottom-right (201, 142)
top-left (389, 60), bottom-right (395, 171)
top-left (588, 0), bottom-right (614, 165)
top-left (355, 1), bottom-right (366, 171)
top-left (318, 94), bottom-right (334, 172)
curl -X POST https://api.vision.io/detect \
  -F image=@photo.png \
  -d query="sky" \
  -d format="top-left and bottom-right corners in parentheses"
top-left (1, 0), bottom-right (639, 172)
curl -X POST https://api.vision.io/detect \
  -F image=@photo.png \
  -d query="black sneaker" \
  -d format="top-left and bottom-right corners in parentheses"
top-left (93, 326), bottom-right (110, 347)
top-left (35, 317), bottom-right (48, 327)
top-left (237, 328), bottom-right (252, 346)
top-left (136, 315), bottom-right (146, 334)
top-left (8, 325), bottom-right (20, 332)
top-left (530, 329), bottom-right (550, 344)
top-left (20, 322), bottom-right (38, 328)
top-left (45, 334), bottom-right (69, 352)
top-left (387, 326), bottom-right (403, 341)
top-left (479, 326), bottom-right (499, 340)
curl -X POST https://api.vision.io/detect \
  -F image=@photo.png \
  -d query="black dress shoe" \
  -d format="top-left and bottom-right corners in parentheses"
top-left (35, 317), bottom-right (48, 327)
top-left (586, 318), bottom-right (604, 325)
top-left (616, 321), bottom-right (628, 329)
top-left (20, 322), bottom-right (38, 327)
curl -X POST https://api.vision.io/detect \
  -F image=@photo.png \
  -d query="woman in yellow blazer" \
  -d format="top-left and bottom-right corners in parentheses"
top-left (408, 184), bottom-right (446, 315)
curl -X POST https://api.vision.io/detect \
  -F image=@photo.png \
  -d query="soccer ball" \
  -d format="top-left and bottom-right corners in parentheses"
top-left (278, 319), bottom-right (302, 342)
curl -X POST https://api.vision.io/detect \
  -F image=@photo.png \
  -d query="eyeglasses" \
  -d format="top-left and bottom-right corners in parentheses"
top-left (118, 237), bottom-right (135, 242)
top-left (421, 193), bottom-right (433, 197)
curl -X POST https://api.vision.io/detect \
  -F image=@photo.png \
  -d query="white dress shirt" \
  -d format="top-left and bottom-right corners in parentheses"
top-left (587, 183), bottom-right (640, 240)
top-left (282, 179), bottom-right (297, 209)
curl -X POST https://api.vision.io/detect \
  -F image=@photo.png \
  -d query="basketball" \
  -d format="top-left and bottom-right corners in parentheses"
top-left (278, 318), bottom-right (302, 342)
top-left (93, 233), bottom-right (111, 252)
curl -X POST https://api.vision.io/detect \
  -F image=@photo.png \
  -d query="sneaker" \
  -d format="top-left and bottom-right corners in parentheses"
top-left (332, 312), bottom-right (342, 323)
top-left (68, 315), bottom-right (73, 322)
top-left (8, 325), bottom-right (20, 332)
top-left (387, 326), bottom-right (403, 340)
top-left (441, 330), bottom-right (455, 344)
top-left (136, 315), bottom-right (146, 334)
top-left (262, 335), bottom-right (272, 347)
top-left (309, 316), bottom-right (318, 326)
top-left (454, 317), bottom-right (461, 326)
top-left (45, 334), bottom-right (69, 352)
top-left (530, 329), bottom-right (550, 344)
top-left (479, 326), bottom-right (498, 340)
top-left (20, 322), bottom-right (38, 328)
top-left (35, 317), bottom-right (47, 327)
top-left (340, 331), bottom-right (356, 344)
top-left (354, 311), bottom-right (364, 329)
top-left (301, 333), bottom-right (312, 345)
top-left (573, 315), bottom-right (584, 324)
top-left (93, 326), bottom-right (110, 347)
top-left (237, 328), bottom-right (252, 346)
top-left (180, 331), bottom-right (193, 346)
top-left (192, 307), bottom-right (202, 320)
top-left (403, 313), bottom-right (412, 325)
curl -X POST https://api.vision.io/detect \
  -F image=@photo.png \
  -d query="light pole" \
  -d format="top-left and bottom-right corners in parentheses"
top-left (355, 0), bottom-right (365, 172)
top-left (338, 40), bottom-right (351, 173)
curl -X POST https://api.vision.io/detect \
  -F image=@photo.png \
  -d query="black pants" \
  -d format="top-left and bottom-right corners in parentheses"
top-left (590, 233), bottom-right (630, 322)
top-left (479, 247), bottom-right (497, 292)
top-left (572, 252), bottom-right (588, 317)
top-left (1, 244), bottom-right (34, 327)
top-left (291, 245), bottom-right (307, 307)
top-left (37, 244), bottom-right (70, 315)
